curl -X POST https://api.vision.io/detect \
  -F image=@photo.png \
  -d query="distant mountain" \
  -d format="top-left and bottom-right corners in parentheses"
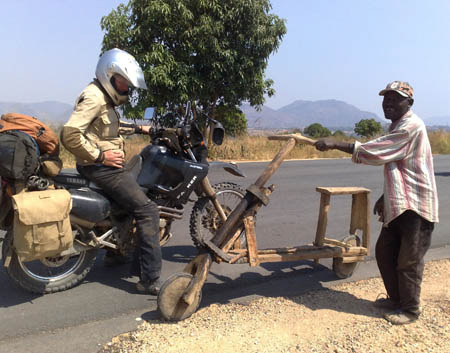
top-left (0, 101), bottom-right (73, 123)
top-left (240, 104), bottom-right (296, 129)
top-left (242, 99), bottom-right (382, 130)
top-left (424, 115), bottom-right (450, 127)
top-left (0, 100), bottom-right (447, 130)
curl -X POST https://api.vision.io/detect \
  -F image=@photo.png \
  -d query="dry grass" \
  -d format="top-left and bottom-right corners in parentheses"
top-left (58, 130), bottom-right (450, 168)
top-left (429, 130), bottom-right (450, 154)
top-left (208, 135), bottom-right (349, 161)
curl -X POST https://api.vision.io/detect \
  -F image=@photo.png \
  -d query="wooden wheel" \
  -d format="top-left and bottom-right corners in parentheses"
top-left (157, 273), bottom-right (202, 321)
top-left (333, 235), bottom-right (361, 279)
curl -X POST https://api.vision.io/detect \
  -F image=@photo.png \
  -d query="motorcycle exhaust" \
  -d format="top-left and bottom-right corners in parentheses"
top-left (158, 205), bottom-right (184, 220)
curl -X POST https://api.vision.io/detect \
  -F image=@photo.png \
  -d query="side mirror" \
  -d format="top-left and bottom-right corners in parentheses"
top-left (144, 107), bottom-right (155, 120)
top-left (211, 121), bottom-right (225, 145)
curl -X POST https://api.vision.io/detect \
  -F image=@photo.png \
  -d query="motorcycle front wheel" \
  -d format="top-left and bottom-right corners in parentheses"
top-left (190, 182), bottom-right (246, 250)
top-left (2, 228), bottom-right (97, 294)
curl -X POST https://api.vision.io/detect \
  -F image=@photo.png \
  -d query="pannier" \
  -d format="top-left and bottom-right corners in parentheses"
top-left (0, 112), bottom-right (60, 155)
top-left (0, 113), bottom-right (63, 178)
top-left (11, 189), bottom-right (73, 262)
top-left (0, 130), bottom-right (40, 180)
top-left (0, 177), bottom-right (12, 227)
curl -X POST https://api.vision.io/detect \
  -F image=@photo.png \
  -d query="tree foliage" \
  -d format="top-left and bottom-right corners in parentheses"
top-left (304, 123), bottom-right (331, 138)
top-left (332, 130), bottom-right (346, 138)
top-left (100, 0), bottom-right (286, 120)
top-left (214, 104), bottom-right (247, 137)
top-left (354, 118), bottom-right (383, 138)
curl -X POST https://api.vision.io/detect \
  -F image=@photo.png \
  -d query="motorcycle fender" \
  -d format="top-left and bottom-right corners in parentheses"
top-left (208, 161), bottom-right (245, 178)
top-left (3, 243), bottom-right (12, 268)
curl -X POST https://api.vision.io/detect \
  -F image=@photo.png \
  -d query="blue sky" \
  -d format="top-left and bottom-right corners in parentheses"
top-left (1, 1), bottom-right (450, 120)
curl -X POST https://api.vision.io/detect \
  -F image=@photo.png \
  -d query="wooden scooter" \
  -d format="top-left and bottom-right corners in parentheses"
top-left (157, 134), bottom-right (370, 321)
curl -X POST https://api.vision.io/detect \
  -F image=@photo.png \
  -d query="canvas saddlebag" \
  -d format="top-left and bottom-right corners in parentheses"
top-left (11, 189), bottom-right (73, 262)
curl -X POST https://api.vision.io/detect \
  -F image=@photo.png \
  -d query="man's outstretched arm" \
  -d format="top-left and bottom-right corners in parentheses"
top-left (315, 140), bottom-right (354, 154)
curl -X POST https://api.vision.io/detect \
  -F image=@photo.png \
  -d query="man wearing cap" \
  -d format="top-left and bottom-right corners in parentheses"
top-left (314, 81), bottom-right (438, 325)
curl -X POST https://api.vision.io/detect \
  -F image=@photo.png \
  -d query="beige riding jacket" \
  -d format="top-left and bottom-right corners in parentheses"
top-left (61, 80), bottom-right (135, 165)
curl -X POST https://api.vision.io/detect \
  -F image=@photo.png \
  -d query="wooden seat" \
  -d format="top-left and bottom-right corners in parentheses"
top-left (314, 187), bottom-right (370, 253)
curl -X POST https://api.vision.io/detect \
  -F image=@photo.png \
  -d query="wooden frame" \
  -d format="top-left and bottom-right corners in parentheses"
top-left (158, 134), bottom-right (372, 321)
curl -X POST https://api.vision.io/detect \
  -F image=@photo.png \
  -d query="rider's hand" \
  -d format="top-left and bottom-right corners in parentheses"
top-left (373, 195), bottom-right (384, 223)
top-left (314, 140), bottom-right (335, 151)
top-left (102, 150), bottom-right (125, 168)
top-left (140, 125), bottom-right (151, 135)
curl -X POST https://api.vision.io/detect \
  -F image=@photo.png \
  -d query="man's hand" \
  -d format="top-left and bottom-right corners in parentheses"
top-left (103, 150), bottom-right (125, 168)
top-left (373, 195), bottom-right (384, 222)
top-left (314, 140), bottom-right (336, 151)
top-left (140, 125), bottom-right (151, 134)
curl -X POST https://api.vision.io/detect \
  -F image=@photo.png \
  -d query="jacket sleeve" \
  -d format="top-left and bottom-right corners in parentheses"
top-left (61, 92), bottom-right (102, 163)
top-left (119, 120), bottom-right (138, 135)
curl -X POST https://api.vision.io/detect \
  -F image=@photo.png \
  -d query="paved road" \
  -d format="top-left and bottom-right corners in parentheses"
top-left (1, 156), bottom-right (450, 353)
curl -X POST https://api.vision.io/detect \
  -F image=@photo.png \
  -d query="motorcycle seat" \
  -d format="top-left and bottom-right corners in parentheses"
top-left (54, 169), bottom-right (102, 190)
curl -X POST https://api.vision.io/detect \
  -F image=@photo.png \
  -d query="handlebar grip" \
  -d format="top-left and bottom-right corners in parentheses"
top-left (268, 133), bottom-right (317, 146)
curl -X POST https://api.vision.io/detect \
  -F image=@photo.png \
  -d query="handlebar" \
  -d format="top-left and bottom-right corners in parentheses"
top-left (268, 133), bottom-right (317, 146)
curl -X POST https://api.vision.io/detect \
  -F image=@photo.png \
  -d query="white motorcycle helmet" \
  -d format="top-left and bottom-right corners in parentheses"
top-left (95, 48), bottom-right (148, 105)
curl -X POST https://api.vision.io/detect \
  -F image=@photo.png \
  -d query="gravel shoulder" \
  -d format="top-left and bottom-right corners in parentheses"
top-left (100, 259), bottom-right (450, 353)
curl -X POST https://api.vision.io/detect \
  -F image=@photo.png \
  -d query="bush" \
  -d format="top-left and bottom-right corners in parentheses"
top-left (354, 118), bottom-right (383, 138)
top-left (304, 123), bottom-right (331, 138)
top-left (332, 130), bottom-right (346, 138)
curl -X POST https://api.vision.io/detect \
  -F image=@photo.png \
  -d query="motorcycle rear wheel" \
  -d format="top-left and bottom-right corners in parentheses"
top-left (2, 229), bottom-right (97, 294)
top-left (190, 182), bottom-right (246, 250)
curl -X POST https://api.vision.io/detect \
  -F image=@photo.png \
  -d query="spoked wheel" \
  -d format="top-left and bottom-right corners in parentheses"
top-left (158, 273), bottom-right (202, 321)
top-left (190, 182), bottom-right (246, 249)
top-left (2, 227), bottom-right (97, 294)
top-left (332, 234), bottom-right (361, 279)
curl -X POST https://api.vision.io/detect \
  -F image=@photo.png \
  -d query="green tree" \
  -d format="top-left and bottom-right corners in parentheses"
top-left (214, 104), bottom-right (247, 137)
top-left (100, 0), bottom-right (286, 119)
top-left (304, 123), bottom-right (331, 138)
top-left (354, 118), bottom-right (383, 138)
top-left (332, 130), bottom-right (346, 138)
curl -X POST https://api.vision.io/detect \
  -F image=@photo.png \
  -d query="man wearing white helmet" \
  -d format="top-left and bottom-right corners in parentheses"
top-left (61, 48), bottom-right (162, 295)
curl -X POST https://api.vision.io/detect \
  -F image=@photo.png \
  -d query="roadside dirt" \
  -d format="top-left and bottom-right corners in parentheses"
top-left (101, 259), bottom-right (449, 353)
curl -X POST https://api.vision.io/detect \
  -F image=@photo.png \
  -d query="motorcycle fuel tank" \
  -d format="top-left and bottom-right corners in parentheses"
top-left (138, 145), bottom-right (208, 203)
top-left (68, 188), bottom-right (111, 223)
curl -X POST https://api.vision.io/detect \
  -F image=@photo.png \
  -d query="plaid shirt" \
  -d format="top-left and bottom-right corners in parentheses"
top-left (352, 110), bottom-right (438, 225)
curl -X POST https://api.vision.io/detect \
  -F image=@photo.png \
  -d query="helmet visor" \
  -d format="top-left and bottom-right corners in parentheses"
top-left (127, 65), bottom-right (148, 90)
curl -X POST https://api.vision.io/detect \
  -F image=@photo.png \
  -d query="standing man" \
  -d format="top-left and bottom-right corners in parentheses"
top-left (61, 48), bottom-right (162, 295)
top-left (315, 81), bottom-right (438, 325)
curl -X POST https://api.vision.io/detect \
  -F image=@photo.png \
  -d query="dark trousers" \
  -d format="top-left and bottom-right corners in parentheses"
top-left (375, 210), bottom-right (434, 316)
top-left (77, 164), bottom-right (161, 283)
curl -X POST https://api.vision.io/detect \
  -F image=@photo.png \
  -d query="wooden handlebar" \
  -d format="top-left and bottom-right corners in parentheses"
top-left (268, 133), bottom-right (317, 146)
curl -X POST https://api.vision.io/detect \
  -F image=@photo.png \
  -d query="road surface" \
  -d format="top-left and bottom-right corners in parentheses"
top-left (1, 156), bottom-right (449, 353)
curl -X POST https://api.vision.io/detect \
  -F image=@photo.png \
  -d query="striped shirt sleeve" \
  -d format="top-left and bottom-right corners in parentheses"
top-left (352, 129), bottom-right (411, 166)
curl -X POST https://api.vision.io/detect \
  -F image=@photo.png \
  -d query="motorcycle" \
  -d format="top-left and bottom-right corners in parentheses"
top-left (0, 102), bottom-right (246, 294)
